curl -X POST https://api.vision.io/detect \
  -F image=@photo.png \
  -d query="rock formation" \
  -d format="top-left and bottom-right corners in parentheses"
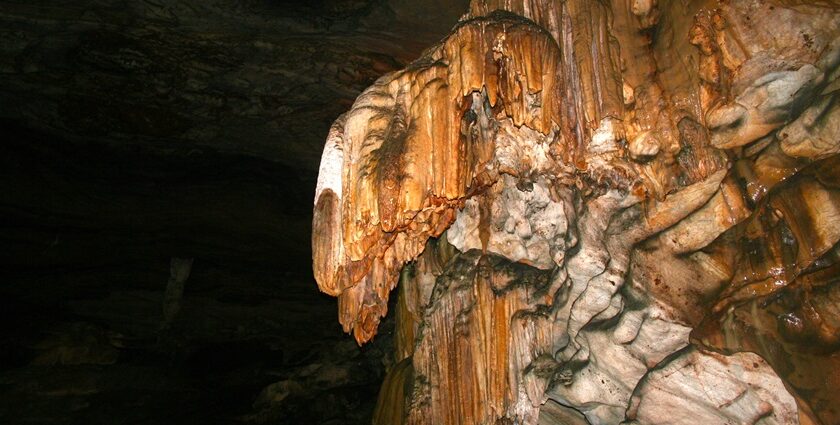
top-left (312, 0), bottom-right (840, 423)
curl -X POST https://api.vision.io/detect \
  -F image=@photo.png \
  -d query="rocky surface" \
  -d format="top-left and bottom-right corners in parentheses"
top-left (312, 0), bottom-right (840, 424)
top-left (625, 347), bottom-right (799, 425)
top-left (0, 0), bottom-right (467, 170)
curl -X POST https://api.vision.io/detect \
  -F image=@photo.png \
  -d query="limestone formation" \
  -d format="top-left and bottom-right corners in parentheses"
top-left (312, 0), bottom-right (840, 423)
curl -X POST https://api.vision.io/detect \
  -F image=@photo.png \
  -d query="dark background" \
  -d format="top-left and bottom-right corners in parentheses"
top-left (0, 1), bottom-right (465, 423)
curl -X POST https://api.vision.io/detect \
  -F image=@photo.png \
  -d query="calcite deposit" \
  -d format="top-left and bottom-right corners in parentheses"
top-left (312, 0), bottom-right (840, 423)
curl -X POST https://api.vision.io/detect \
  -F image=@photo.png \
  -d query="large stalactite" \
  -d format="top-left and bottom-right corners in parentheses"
top-left (312, 0), bottom-right (840, 423)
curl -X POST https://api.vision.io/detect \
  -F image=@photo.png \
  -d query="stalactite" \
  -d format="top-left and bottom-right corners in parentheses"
top-left (312, 0), bottom-right (840, 423)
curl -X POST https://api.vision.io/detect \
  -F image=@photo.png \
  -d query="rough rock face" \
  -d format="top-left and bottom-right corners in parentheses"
top-left (0, 0), bottom-right (467, 170)
top-left (312, 0), bottom-right (840, 423)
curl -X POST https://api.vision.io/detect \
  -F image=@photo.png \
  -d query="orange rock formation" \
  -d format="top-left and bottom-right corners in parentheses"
top-left (313, 0), bottom-right (840, 423)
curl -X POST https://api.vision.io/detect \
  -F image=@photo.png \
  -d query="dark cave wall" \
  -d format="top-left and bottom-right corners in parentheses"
top-left (0, 0), bottom-right (466, 169)
top-left (0, 1), bottom-right (466, 424)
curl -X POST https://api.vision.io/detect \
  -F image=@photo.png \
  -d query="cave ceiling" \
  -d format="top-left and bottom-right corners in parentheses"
top-left (0, 0), bottom-right (468, 171)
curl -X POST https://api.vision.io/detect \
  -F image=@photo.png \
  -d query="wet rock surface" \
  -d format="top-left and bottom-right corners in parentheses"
top-left (312, 0), bottom-right (840, 423)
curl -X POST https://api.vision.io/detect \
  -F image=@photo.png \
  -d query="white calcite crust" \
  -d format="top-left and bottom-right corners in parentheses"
top-left (447, 175), bottom-right (569, 270)
top-left (314, 115), bottom-right (346, 204)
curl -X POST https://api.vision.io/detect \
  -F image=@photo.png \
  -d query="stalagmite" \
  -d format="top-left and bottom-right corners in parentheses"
top-left (312, 0), bottom-right (840, 423)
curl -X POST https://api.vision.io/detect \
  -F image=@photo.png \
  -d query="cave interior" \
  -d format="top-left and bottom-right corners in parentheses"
top-left (2, 0), bottom-right (840, 424)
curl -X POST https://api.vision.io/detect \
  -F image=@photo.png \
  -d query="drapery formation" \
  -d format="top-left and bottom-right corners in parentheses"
top-left (313, 0), bottom-right (840, 423)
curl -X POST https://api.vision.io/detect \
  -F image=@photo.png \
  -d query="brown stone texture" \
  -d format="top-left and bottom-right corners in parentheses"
top-left (313, 0), bottom-right (840, 423)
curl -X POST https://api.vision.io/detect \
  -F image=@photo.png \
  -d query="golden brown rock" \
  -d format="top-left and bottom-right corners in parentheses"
top-left (312, 0), bottom-right (840, 423)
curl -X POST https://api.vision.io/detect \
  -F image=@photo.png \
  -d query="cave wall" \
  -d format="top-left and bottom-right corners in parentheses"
top-left (0, 1), bottom-right (470, 423)
top-left (312, 0), bottom-right (840, 424)
top-left (0, 0), bottom-right (467, 170)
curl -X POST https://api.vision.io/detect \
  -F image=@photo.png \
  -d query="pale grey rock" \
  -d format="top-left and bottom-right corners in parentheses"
top-left (494, 118), bottom-right (557, 176)
top-left (709, 39), bottom-right (840, 150)
top-left (538, 400), bottom-right (589, 425)
top-left (779, 93), bottom-right (840, 160)
top-left (625, 348), bottom-right (799, 425)
top-left (447, 175), bottom-right (569, 270)
top-left (588, 118), bottom-right (624, 155)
